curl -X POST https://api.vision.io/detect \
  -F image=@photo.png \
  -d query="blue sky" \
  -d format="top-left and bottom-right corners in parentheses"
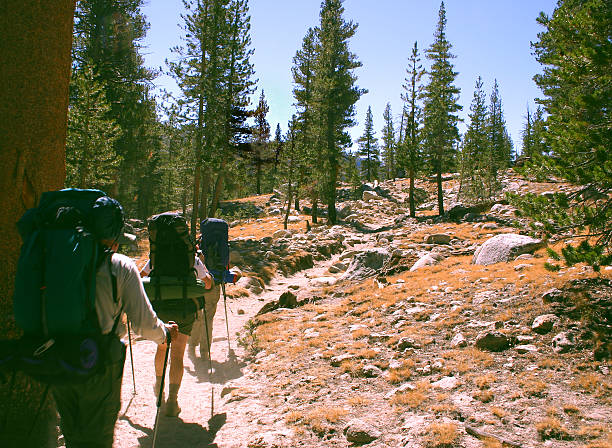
top-left (141, 0), bottom-right (558, 153)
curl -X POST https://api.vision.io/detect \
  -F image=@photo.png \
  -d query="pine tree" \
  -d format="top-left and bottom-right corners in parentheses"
top-left (357, 106), bottom-right (379, 182)
top-left (399, 41), bottom-right (424, 217)
top-left (487, 79), bottom-right (514, 179)
top-left (521, 104), bottom-right (548, 159)
top-left (72, 0), bottom-right (160, 216)
top-left (380, 103), bottom-right (396, 180)
top-left (170, 0), bottom-right (255, 232)
top-left (460, 76), bottom-right (489, 202)
top-left (251, 89), bottom-right (272, 194)
top-left (291, 27), bottom-right (318, 218)
top-left (311, 0), bottom-right (365, 224)
top-left (512, 0), bottom-right (612, 267)
top-left (421, 2), bottom-right (462, 215)
top-left (66, 65), bottom-right (121, 190)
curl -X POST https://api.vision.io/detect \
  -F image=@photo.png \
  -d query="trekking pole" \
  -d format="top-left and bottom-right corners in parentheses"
top-left (202, 304), bottom-right (214, 416)
top-left (221, 281), bottom-right (231, 356)
top-left (127, 320), bottom-right (136, 394)
top-left (152, 334), bottom-right (171, 448)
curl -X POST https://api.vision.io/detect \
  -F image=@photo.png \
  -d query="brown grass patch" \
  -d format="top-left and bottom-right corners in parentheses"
top-left (346, 396), bottom-right (372, 407)
top-left (390, 390), bottom-right (426, 409)
top-left (475, 373), bottom-right (496, 389)
top-left (536, 417), bottom-right (572, 440)
top-left (518, 374), bottom-right (548, 397)
top-left (474, 390), bottom-right (494, 403)
top-left (424, 422), bottom-right (459, 448)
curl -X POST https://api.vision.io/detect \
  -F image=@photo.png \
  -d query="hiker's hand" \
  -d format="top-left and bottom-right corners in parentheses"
top-left (165, 322), bottom-right (179, 343)
top-left (202, 271), bottom-right (213, 289)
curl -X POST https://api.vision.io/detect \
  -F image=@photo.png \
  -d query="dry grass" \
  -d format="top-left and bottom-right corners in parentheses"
top-left (285, 410), bottom-right (303, 424)
top-left (563, 404), bottom-right (581, 415)
top-left (536, 417), bottom-right (572, 441)
top-left (303, 406), bottom-right (348, 435)
top-left (390, 390), bottom-right (427, 409)
top-left (475, 373), bottom-right (496, 389)
top-left (490, 406), bottom-right (507, 419)
top-left (518, 374), bottom-right (548, 398)
top-left (387, 359), bottom-right (416, 384)
top-left (346, 396), bottom-right (372, 407)
top-left (424, 422), bottom-right (459, 448)
top-left (576, 424), bottom-right (609, 440)
top-left (473, 390), bottom-right (494, 403)
top-left (572, 373), bottom-right (611, 397)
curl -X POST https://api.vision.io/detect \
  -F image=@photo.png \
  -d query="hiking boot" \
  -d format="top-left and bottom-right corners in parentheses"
top-left (165, 398), bottom-right (181, 417)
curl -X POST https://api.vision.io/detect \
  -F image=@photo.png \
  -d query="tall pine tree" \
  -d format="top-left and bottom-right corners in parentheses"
top-left (380, 103), bottom-right (396, 180)
top-left (357, 106), bottom-right (379, 182)
top-left (459, 76), bottom-right (489, 202)
top-left (513, 0), bottom-right (612, 267)
top-left (400, 41), bottom-right (424, 217)
top-left (421, 2), bottom-right (462, 215)
top-left (312, 0), bottom-right (365, 224)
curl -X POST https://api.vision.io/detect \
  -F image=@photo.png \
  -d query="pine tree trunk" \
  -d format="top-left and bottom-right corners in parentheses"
top-left (200, 166), bottom-right (210, 220)
top-left (436, 168), bottom-right (444, 216)
top-left (0, 2), bottom-right (75, 446)
top-left (210, 159), bottom-right (226, 218)
top-left (283, 181), bottom-right (293, 230)
top-left (409, 168), bottom-right (416, 218)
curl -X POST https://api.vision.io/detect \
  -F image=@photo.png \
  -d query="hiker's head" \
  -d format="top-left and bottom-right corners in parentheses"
top-left (92, 196), bottom-right (135, 248)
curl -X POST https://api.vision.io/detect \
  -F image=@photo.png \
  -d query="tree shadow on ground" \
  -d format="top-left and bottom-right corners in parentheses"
top-left (185, 347), bottom-right (245, 385)
top-left (121, 412), bottom-right (226, 448)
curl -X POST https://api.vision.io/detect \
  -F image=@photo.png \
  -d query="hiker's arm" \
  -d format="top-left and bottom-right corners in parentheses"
top-left (194, 255), bottom-right (213, 289)
top-left (115, 256), bottom-right (166, 345)
top-left (139, 260), bottom-right (151, 278)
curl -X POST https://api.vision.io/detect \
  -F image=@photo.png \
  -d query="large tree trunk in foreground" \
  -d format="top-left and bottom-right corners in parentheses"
top-left (0, 1), bottom-right (75, 446)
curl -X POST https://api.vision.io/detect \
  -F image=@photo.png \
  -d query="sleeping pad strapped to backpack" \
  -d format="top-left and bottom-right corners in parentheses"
top-left (144, 212), bottom-right (209, 312)
top-left (1, 188), bottom-right (124, 384)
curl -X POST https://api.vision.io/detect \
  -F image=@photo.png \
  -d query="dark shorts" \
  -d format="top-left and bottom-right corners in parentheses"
top-left (152, 299), bottom-right (198, 336)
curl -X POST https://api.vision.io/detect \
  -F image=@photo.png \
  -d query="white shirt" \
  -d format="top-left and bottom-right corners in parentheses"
top-left (96, 253), bottom-right (167, 345)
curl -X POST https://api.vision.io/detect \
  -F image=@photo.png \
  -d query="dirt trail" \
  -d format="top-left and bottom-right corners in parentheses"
top-left (110, 251), bottom-right (343, 448)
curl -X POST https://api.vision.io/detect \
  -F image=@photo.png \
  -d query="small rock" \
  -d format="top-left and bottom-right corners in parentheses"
top-left (344, 419), bottom-right (381, 444)
top-left (451, 333), bottom-right (468, 348)
top-left (361, 364), bottom-right (383, 378)
top-left (396, 337), bottom-right (420, 351)
top-left (552, 332), bottom-right (575, 353)
top-left (331, 353), bottom-right (355, 367)
top-left (424, 233), bottom-right (451, 245)
top-left (475, 331), bottom-right (510, 352)
top-left (432, 376), bottom-right (459, 390)
top-left (532, 314), bottom-right (560, 334)
top-left (516, 344), bottom-right (538, 354)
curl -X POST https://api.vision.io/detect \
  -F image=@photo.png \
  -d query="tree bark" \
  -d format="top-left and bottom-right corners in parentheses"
top-left (0, 1), bottom-right (76, 446)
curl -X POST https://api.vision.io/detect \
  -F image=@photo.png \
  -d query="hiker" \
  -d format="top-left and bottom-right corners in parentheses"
top-left (140, 221), bottom-right (213, 417)
top-left (194, 218), bottom-right (242, 358)
top-left (49, 196), bottom-right (179, 448)
top-left (192, 247), bottom-right (222, 355)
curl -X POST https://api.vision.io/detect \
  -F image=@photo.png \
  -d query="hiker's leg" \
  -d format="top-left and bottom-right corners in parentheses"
top-left (168, 332), bottom-right (189, 385)
top-left (203, 284), bottom-right (221, 350)
top-left (154, 342), bottom-right (167, 376)
top-left (52, 356), bottom-right (125, 448)
top-left (166, 332), bottom-right (188, 416)
top-left (154, 343), bottom-right (167, 398)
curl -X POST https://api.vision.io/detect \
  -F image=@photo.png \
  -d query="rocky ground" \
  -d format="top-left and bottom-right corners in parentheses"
top-left (76, 170), bottom-right (611, 448)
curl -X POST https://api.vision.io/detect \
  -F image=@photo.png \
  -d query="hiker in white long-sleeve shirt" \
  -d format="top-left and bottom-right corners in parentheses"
top-left (51, 198), bottom-right (178, 448)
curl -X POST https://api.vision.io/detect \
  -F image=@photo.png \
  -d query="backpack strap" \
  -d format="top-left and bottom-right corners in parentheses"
top-left (107, 255), bottom-right (123, 335)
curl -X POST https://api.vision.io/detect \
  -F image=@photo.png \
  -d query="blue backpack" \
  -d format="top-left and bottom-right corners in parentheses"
top-left (199, 218), bottom-right (231, 283)
top-left (3, 188), bottom-right (123, 384)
